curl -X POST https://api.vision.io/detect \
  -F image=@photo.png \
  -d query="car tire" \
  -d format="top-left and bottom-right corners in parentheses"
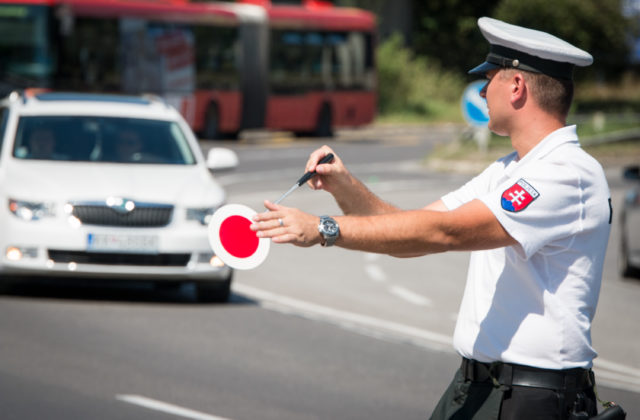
top-left (195, 274), bottom-right (232, 303)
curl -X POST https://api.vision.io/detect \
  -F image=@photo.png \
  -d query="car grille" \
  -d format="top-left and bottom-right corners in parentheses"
top-left (71, 203), bottom-right (174, 227)
top-left (48, 250), bottom-right (190, 266)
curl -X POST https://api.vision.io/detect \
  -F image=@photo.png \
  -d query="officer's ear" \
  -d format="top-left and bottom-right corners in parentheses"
top-left (509, 72), bottom-right (527, 108)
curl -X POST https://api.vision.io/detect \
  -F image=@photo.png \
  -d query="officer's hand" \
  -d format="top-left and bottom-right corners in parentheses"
top-left (250, 201), bottom-right (321, 247)
top-left (305, 145), bottom-right (350, 194)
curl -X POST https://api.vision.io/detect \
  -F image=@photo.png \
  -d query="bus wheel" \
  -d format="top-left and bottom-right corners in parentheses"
top-left (203, 104), bottom-right (221, 140)
top-left (313, 104), bottom-right (333, 138)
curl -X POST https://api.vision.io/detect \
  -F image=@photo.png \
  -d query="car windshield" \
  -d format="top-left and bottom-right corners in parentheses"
top-left (12, 116), bottom-right (196, 165)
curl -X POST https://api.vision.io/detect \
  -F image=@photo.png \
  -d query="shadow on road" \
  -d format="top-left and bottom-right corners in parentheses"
top-left (0, 277), bottom-right (256, 306)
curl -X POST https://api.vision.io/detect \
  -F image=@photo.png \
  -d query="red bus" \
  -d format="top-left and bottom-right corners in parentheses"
top-left (0, 0), bottom-right (377, 138)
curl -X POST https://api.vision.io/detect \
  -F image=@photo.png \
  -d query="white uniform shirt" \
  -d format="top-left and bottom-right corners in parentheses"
top-left (441, 125), bottom-right (611, 369)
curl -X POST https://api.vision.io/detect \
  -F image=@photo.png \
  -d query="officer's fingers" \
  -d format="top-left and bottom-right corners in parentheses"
top-left (310, 177), bottom-right (322, 189)
top-left (262, 200), bottom-right (283, 213)
top-left (250, 214), bottom-right (287, 236)
top-left (250, 202), bottom-right (280, 225)
top-left (304, 151), bottom-right (322, 173)
top-left (314, 160), bottom-right (335, 175)
top-left (271, 232), bottom-right (296, 244)
top-left (271, 231), bottom-right (315, 247)
top-left (254, 225), bottom-right (287, 239)
top-left (307, 152), bottom-right (342, 191)
top-left (305, 146), bottom-right (335, 173)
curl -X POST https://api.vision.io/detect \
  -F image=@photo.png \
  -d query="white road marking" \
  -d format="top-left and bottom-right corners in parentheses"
top-left (234, 282), bottom-right (452, 351)
top-left (594, 358), bottom-right (640, 379)
top-left (364, 260), bottom-right (430, 306)
top-left (364, 263), bottom-right (387, 283)
top-left (595, 369), bottom-right (640, 390)
top-left (116, 394), bottom-right (232, 420)
top-left (388, 285), bottom-right (432, 306)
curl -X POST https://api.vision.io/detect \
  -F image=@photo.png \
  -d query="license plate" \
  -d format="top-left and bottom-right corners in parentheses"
top-left (87, 233), bottom-right (159, 254)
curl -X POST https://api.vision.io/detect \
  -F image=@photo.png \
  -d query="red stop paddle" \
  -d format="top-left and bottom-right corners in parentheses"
top-left (208, 153), bottom-right (334, 270)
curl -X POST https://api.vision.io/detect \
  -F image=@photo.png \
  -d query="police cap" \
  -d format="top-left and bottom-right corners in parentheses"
top-left (469, 17), bottom-right (593, 80)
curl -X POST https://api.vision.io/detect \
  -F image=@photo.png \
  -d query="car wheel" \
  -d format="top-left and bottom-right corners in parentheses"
top-left (195, 273), bottom-right (232, 303)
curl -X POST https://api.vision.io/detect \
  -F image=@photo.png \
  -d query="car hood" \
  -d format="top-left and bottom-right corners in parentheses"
top-left (3, 160), bottom-right (226, 207)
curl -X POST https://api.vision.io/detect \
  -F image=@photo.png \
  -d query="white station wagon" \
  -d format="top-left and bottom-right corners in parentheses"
top-left (0, 91), bottom-right (237, 302)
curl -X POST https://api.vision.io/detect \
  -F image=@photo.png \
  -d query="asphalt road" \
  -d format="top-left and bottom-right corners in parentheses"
top-left (1, 125), bottom-right (639, 419)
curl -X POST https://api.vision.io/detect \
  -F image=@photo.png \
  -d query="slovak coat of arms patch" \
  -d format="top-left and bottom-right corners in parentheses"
top-left (501, 179), bottom-right (539, 212)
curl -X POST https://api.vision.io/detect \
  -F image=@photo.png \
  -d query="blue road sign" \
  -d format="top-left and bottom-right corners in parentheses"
top-left (461, 80), bottom-right (489, 127)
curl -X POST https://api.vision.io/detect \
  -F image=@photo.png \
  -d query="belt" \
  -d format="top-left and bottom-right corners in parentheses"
top-left (461, 358), bottom-right (593, 391)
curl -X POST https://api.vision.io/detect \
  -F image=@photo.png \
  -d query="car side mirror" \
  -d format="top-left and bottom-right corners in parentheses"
top-left (623, 165), bottom-right (640, 181)
top-left (206, 147), bottom-right (238, 172)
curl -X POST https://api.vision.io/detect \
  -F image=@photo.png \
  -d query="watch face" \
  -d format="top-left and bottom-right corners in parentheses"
top-left (321, 219), bottom-right (338, 235)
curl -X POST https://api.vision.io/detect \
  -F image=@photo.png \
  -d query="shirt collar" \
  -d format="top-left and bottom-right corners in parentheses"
top-left (519, 125), bottom-right (579, 164)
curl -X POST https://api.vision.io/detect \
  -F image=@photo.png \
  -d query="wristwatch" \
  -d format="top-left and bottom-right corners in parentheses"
top-left (318, 215), bottom-right (340, 247)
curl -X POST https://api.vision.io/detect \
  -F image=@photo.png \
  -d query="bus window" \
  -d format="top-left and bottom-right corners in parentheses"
top-left (270, 30), bottom-right (308, 93)
top-left (133, 22), bottom-right (196, 94)
top-left (269, 28), bottom-right (374, 94)
top-left (194, 25), bottom-right (241, 90)
top-left (57, 16), bottom-right (120, 91)
top-left (0, 5), bottom-right (54, 90)
top-left (331, 31), bottom-right (373, 90)
top-left (305, 32), bottom-right (326, 89)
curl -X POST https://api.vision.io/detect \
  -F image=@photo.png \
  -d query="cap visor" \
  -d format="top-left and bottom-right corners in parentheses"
top-left (468, 61), bottom-right (500, 75)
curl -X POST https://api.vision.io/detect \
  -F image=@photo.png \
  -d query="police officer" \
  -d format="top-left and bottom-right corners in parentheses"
top-left (251, 17), bottom-right (612, 419)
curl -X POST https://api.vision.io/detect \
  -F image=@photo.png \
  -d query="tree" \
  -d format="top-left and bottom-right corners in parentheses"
top-left (410, 0), bottom-right (496, 78)
top-left (493, 0), bottom-right (633, 80)
top-left (407, 0), bottom-right (633, 81)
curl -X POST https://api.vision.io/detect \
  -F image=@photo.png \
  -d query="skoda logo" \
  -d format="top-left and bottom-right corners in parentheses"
top-left (106, 196), bottom-right (136, 214)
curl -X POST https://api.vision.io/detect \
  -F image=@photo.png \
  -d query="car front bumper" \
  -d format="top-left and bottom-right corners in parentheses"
top-left (0, 221), bottom-right (232, 282)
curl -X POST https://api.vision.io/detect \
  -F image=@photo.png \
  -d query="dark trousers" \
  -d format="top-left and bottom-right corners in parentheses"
top-left (430, 361), bottom-right (598, 420)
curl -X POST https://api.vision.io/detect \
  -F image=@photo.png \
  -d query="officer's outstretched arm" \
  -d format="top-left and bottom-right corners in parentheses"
top-left (334, 199), bottom-right (516, 257)
top-left (251, 194), bottom-right (516, 255)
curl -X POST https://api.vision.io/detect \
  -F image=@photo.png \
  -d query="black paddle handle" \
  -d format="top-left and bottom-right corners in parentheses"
top-left (295, 153), bottom-right (334, 186)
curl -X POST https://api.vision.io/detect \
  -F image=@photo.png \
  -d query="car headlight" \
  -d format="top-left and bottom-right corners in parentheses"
top-left (186, 207), bottom-right (217, 225)
top-left (8, 199), bottom-right (56, 221)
